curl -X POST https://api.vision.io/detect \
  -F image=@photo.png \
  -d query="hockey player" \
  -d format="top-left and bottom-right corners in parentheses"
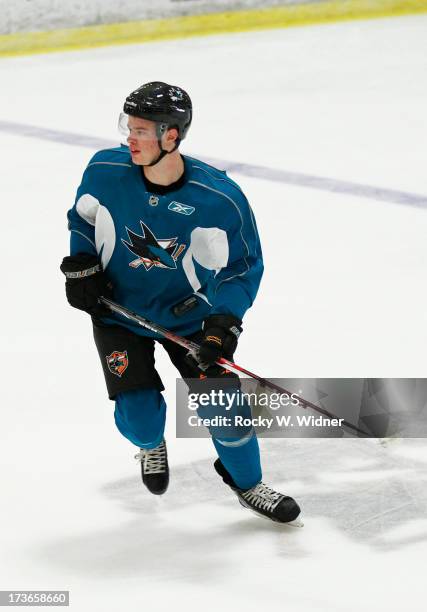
top-left (60, 82), bottom-right (301, 526)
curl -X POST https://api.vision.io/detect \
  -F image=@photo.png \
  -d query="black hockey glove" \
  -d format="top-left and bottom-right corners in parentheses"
top-left (197, 314), bottom-right (242, 367)
top-left (60, 253), bottom-right (113, 317)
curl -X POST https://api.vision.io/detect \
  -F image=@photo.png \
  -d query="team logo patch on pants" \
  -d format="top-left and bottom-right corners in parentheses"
top-left (106, 350), bottom-right (129, 377)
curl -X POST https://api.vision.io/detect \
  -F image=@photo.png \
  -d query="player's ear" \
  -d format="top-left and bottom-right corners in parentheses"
top-left (167, 127), bottom-right (179, 144)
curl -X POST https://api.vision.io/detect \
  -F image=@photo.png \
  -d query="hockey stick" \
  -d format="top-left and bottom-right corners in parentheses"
top-left (99, 296), bottom-right (370, 438)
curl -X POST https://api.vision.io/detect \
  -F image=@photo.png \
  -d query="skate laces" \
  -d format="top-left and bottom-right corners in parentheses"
top-left (134, 440), bottom-right (167, 475)
top-left (241, 482), bottom-right (283, 512)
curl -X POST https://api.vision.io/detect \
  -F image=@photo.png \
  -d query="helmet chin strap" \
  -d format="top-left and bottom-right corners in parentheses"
top-left (144, 147), bottom-right (168, 167)
top-left (143, 123), bottom-right (181, 168)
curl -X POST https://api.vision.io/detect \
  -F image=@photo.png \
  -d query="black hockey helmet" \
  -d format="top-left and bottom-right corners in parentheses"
top-left (123, 81), bottom-right (192, 141)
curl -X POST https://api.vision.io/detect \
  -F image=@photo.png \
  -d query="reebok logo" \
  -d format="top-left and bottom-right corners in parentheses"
top-left (168, 201), bottom-right (195, 216)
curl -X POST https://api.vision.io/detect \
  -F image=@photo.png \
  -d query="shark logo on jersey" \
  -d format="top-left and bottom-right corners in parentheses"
top-left (122, 220), bottom-right (186, 270)
top-left (168, 201), bottom-right (195, 216)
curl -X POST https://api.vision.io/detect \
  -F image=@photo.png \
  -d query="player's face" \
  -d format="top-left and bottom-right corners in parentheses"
top-left (126, 116), bottom-right (160, 165)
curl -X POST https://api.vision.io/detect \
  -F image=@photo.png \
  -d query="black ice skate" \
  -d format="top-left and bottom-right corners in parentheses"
top-left (214, 459), bottom-right (303, 527)
top-left (134, 439), bottom-right (169, 495)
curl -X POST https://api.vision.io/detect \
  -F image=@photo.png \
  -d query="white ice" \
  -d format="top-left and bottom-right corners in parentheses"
top-left (0, 14), bottom-right (426, 612)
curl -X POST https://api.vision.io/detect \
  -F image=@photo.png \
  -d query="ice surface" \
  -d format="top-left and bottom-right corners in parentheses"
top-left (0, 14), bottom-right (426, 612)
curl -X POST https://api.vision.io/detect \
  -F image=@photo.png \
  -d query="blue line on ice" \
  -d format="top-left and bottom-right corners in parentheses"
top-left (1, 119), bottom-right (426, 210)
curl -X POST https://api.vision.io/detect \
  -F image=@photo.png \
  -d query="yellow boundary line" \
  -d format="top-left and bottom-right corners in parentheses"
top-left (1, 0), bottom-right (427, 58)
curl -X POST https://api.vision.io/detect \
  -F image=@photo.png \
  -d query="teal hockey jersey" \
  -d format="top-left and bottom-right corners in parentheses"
top-left (67, 146), bottom-right (263, 337)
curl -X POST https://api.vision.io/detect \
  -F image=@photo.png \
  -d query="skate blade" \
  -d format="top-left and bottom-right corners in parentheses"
top-left (285, 516), bottom-right (304, 528)
top-left (239, 499), bottom-right (304, 527)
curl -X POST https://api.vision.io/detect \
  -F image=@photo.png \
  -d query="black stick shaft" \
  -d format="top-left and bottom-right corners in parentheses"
top-left (99, 297), bottom-right (370, 437)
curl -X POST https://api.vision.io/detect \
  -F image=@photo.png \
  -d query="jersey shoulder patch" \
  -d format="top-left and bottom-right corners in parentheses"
top-left (185, 155), bottom-right (245, 200)
top-left (87, 146), bottom-right (132, 170)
